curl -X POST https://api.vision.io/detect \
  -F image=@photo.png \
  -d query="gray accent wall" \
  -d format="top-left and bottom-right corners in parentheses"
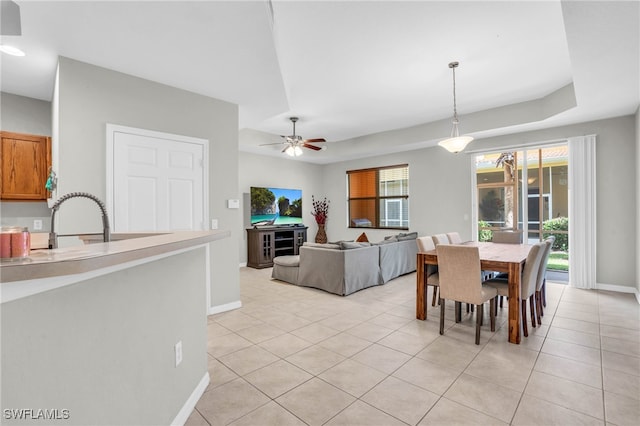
top-left (54, 57), bottom-right (240, 308)
top-left (636, 107), bottom-right (640, 296)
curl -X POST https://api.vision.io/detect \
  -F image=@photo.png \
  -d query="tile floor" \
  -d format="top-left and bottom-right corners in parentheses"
top-left (187, 267), bottom-right (640, 426)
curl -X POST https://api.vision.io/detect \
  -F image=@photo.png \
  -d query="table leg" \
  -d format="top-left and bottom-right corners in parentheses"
top-left (416, 253), bottom-right (427, 320)
top-left (508, 262), bottom-right (522, 344)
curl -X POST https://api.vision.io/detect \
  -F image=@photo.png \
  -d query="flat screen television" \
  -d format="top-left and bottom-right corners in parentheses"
top-left (250, 186), bottom-right (303, 226)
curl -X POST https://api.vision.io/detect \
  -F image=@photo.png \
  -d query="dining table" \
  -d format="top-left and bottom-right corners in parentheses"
top-left (416, 241), bottom-right (533, 344)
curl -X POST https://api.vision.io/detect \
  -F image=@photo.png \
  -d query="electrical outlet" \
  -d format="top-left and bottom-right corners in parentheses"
top-left (175, 341), bottom-right (183, 367)
top-left (211, 219), bottom-right (218, 230)
top-left (33, 220), bottom-right (43, 230)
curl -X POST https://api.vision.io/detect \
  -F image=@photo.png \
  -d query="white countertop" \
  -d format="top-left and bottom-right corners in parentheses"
top-left (0, 230), bottom-right (230, 283)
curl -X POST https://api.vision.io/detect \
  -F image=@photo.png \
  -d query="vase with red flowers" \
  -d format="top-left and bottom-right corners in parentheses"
top-left (311, 195), bottom-right (329, 243)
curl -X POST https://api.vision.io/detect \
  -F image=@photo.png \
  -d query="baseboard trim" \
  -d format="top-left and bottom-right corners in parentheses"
top-left (171, 372), bottom-right (210, 426)
top-left (596, 283), bottom-right (640, 304)
top-left (239, 262), bottom-right (247, 267)
top-left (208, 300), bottom-right (242, 315)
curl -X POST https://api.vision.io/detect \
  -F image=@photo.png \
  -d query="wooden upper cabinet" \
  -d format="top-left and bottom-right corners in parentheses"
top-left (0, 131), bottom-right (52, 200)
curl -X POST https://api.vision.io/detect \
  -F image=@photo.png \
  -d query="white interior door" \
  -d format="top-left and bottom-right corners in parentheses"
top-left (107, 125), bottom-right (208, 232)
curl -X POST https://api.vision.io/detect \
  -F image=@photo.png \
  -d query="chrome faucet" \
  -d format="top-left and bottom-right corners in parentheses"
top-left (48, 192), bottom-right (111, 249)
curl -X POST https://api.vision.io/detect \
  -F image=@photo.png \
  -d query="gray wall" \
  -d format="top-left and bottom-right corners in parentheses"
top-left (1, 248), bottom-right (208, 425)
top-left (55, 57), bottom-right (240, 308)
top-left (636, 107), bottom-right (640, 296)
top-left (245, 115), bottom-right (637, 289)
top-left (0, 92), bottom-right (52, 231)
top-left (238, 151), bottom-right (324, 264)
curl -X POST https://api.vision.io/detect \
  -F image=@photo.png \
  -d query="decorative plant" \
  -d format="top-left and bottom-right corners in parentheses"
top-left (311, 195), bottom-right (329, 225)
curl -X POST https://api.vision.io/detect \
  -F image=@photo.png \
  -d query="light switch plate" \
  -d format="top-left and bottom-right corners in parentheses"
top-left (227, 199), bottom-right (240, 209)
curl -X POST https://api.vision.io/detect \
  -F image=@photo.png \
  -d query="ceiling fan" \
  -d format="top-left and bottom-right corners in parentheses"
top-left (261, 117), bottom-right (326, 156)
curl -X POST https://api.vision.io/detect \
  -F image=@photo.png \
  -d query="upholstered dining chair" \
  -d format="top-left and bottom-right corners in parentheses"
top-left (492, 230), bottom-right (523, 244)
top-left (417, 236), bottom-right (440, 307)
top-left (485, 242), bottom-right (545, 337)
top-left (535, 236), bottom-right (556, 320)
top-left (446, 232), bottom-right (463, 244)
top-left (432, 234), bottom-right (450, 246)
top-left (436, 245), bottom-right (497, 345)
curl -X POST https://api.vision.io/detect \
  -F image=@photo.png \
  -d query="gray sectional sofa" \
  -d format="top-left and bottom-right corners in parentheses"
top-left (272, 233), bottom-right (418, 296)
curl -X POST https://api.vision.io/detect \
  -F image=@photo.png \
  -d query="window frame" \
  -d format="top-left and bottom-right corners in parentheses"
top-left (347, 164), bottom-right (409, 230)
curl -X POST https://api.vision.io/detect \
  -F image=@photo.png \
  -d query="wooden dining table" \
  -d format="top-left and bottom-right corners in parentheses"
top-left (416, 241), bottom-right (533, 344)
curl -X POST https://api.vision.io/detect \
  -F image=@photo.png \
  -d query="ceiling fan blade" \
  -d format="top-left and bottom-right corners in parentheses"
top-left (259, 142), bottom-right (287, 146)
top-left (303, 138), bottom-right (326, 143)
top-left (303, 143), bottom-right (322, 151)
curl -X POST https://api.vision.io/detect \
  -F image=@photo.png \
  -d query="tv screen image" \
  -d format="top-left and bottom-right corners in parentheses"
top-left (250, 187), bottom-right (303, 226)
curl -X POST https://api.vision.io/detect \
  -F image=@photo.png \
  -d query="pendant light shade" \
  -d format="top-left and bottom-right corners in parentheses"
top-left (438, 61), bottom-right (473, 153)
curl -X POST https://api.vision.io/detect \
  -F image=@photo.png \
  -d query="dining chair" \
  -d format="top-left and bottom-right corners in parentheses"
top-left (491, 230), bottom-right (523, 244)
top-left (446, 232), bottom-right (463, 244)
top-left (436, 244), bottom-right (497, 345)
top-left (485, 242), bottom-right (545, 337)
top-left (416, 236), bottom-right (440, 307)
top-left (536, 235), bottom-right (556, 315)
top-left (432, 234), bottom-right (450, 246)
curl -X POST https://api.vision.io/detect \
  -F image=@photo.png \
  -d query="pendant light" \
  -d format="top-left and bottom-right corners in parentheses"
top-left (438, 61), bottom-right (473, 153)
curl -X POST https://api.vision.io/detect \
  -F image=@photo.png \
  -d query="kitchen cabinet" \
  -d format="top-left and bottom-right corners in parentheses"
top-left (0, 131), bottom-right (51, 200)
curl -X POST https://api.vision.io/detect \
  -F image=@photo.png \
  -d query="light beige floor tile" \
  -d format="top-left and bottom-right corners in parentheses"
top-left (285, 345), bottom-right (346, 375)
top-left (604, 391), bottom-right (640, 426)
top-left (559, 300), bottom-right (601, 314)
top-left (258, 332), bottom-right (313, 358)
top-left (603, 368), bottom-right (640, 400)
top-left (229, 401), bottom-right (306, 426)
top-left (319, 358), bottom-right (387, 397)
top-left (465, 346), bottom-right (538, 392)
top-left (525, 371), bottom-right (604, 420)
top-left (317, 332), bottom-right (372, 357)
top-left (214, 311), bottom-right (265, 332)
top-left (324, 400), bottom-right (406, 426)
top-left (184, 408), bottom-right (209, 426)
top-left (512, 394), bottom-right (604, 426)
top-left (415, 336), bottom-right (482, 372)
top-left (552, 316), bottom-right (600, 335)
top-left (547, 325), bottom-right (601, 348)
top-left (534, 352), bottom-right (602, 388)
top-left (555, 306), bottom-right (599, 323)
top-left (345, 321), bottom-right (395, 342)
top-left (290, 322), bottom-right (341, 343)
top-left (392, 357), bottom-right (460, 395)
top-left (361, 376), bottom-right (439, 425)
top-left (443, 373), bottom-right (521, 423)
top-left (259, 311), bottom-right (313, 332)
top-left (206, 356), bottom-right (239, 391)
top-left (368, 312), bottom-right (413, 330)
top-left (377, 329), bottom-right (437, 355)
top-left (195, 378), bottom-right (270, 425)
top-left (399, 318), bottom-right (449, 338)
top-left (207, 322), bottom-right (233, 339)
top-left (218, 344), bottom-right (280, 376)
top-left (419, 397), bottom-right (508, 426)
top-left (243, 359), bottom-right (312, 398)
top-left (601, 336), bottom-right (640, 358)
top-left (235, 322), bottom-right (287, 344)
top-left (319, 312), bottom-right (366, 331)
top-left (542, 338), bottom-right (602, 366)
top-left (207, 332), bottom-right (254, 358)
top-left (276, 378), bottom-right (355, 426)
top-left (602, 350), bottom-right (640, 376)
top-left (599, 314), bottom-right (640, 331)
top-left (600, 324), bottom-right (640, 344)
top-left (351, 343), bottom-right (412, 374)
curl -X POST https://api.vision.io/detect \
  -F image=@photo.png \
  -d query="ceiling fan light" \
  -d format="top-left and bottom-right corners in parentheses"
top-left (293, 146), bottom-right (303, 156)
top-left (285, 145), bottom-right (295, 156)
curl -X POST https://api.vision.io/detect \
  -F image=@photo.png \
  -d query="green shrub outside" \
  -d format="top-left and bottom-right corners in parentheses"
top-left (542, 217), bottom-right (568, 251)
top-left (478, 220), bottom-right (493, 242)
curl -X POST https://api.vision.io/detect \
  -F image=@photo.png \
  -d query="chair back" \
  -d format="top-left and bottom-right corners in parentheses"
top-left (432, 234), bottom-right (450, 246)
top-left (437, 245), bottom-right (484, 305)
top-left (521, 242), bottom-right (545, 298)
top-left (416, 236), bottom-right (436, 252)
top-left (535, 239), bottom-right (553, 291)
top-left (492, 230), bottom-right (523, 244)
top-left (446, 232), bottom-right (463, 244)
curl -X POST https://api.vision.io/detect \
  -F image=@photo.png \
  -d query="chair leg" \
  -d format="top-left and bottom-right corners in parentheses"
top-left (542, 278), bottom-right (547, 307)
top-left (499, 295), bottom-right (503, 308)
top-left (530, 296), bottom-right (537, 329)
top-left (535, 291), bottom-right (543, 325)
top-left (522, 299), bottom-right (528, 337)
top-left (455, 302), bottom-right (461, 322)
top-left (490, 298), bottom-right (496, 332)
top-left (475, 303), bottom-right (483, 345)
top-left (431, 285), bottom-right (438, 307)
top-left (439, 298), bottom-right (445, 335)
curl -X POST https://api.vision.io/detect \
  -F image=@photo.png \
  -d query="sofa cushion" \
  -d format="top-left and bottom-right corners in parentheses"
top-left (374, 237), bottom-right (398, 245)
top-left (340, 241), bottom-right (371, 250)
top-left (303, 242), bottom-right (341, 250)
top-left (273, 255), bottom-right (300, 267)
top-left (397, 232), bottom-right (418, 241)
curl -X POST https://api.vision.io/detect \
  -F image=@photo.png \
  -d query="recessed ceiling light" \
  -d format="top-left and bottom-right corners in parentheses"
top-left (0, 45), bottom-right (25, 56)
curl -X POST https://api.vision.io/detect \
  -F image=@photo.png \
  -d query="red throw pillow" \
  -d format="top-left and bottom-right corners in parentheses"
top-left (355, 232), bottom-right (369, 243)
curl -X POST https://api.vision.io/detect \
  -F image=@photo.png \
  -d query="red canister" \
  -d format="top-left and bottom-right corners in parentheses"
top-left (0, 227), bottom-right (31, 259)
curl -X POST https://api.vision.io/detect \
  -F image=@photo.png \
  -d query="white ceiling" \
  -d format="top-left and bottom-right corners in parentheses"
top-left (1, 1), bottom-right (638, 164)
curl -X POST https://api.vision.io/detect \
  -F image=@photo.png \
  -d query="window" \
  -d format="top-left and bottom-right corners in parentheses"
top-left (347, 164), bottom-right (409, 229)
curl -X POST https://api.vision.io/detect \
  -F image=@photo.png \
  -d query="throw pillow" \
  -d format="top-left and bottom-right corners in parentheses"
top-left (397, 232), bottom-right (418, 241)
top-left (355, 232), bottom-right (369, 243)
top-left (339, 241), bottom-right (371, 250)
